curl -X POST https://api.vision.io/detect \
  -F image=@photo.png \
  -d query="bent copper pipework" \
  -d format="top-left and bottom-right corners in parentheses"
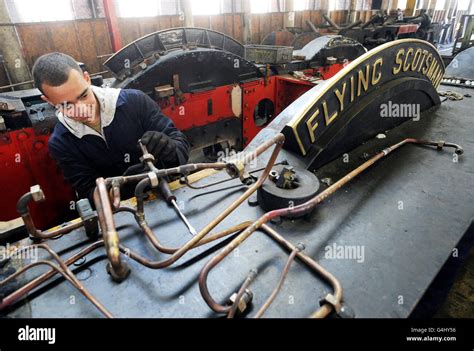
top-left (16, 189), bottom-right (84, 240)
top-left (116, 206), bottom-right (252, 254)
top-left (181, 161), bottom-right (287, 190)
top-left (199, 223), bottom-right (342, 317)
top-left (0, 260), bottom-right (112, 318)
top-left (0, 240), bottom-right (105, 311)
top-left (254, 243), bottom-right (305, 318)
top-left (107, 162), bottom-right (230, 187)
top-left (107, 134), bottom-right (285, 270)
top-left (93, 178), bottom-right (131, 282)
top-left (109, 133), bottom-right (285, 188)
top-left (261, 224), bottom-right (343, 318)
top-left (227, 269), bottom-right (258, 318)
top-left (0, 243), bottom-right (112, 318)
top-left (199, 138), bottom-right (463, 317)
top-left (0, 219), bottom-right (252, 313)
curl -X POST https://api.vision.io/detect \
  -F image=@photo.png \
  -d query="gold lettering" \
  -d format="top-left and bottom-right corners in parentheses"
top-left (426, 59), bottom-right (438, 81)
top-left (334, 82), bottom-right (347, 112)
top-left (403, 47), bottom-right (414, 72)
top-left (350, 76), bottom-right (355, 102)
top-left (323, 100), bottom-right (337, 126)
top-left (357, 64), bottom-right (370, 97)
top-left (429, 63), bottom-right (440, 83)
top-left (418, 50), bottom-right (429, 72)
top-left (393, 49), bottom-right (404, 75)
top-left (411, 49), bottom-right (422, 71)
top-left (306, 108), bottom-right (320, 143)
top-left (422, 53), bottom-right (433, 75)
top-left (372, 58), bottom-right (383, 85)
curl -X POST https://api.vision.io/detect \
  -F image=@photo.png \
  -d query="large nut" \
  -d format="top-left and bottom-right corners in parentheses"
top-left (229, 289), bottom-right (253, 314)
top-left (30, 185), bottom-right (45, 202)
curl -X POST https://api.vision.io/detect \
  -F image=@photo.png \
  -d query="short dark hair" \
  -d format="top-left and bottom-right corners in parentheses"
top-left (32, 52), bottom-right (83, 94)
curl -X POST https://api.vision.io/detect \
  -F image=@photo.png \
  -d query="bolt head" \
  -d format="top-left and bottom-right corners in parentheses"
top-left (30, 185), bottom-right (45, 202)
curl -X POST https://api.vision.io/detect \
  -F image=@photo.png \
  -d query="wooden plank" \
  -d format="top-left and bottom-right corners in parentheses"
top-left (301, 10), bottom-right (311, 31)
top-left (118, 18), bottom-right (141, 46)
top-left (294, 11), bottom-right (302, 29)
top-left (194, 16), bottom-right (211, 29)
top-left (250, 14), bottom-right (260, 43)
top-left (310, 10), bottom-right (323, 26)
top-left (158, 16), bottom-right (172, 30)
top-left (91, 20), bottom-right (112, 57)
top-left (75, 21), bottom-right (100, 74)
top-left (270, 12), bottom-right (283, 31)
top-left (223, 14), bottom-right (234, 37)
top-left (48, 22), bottom-right (84, 63)
top-left (16, 24), bottom-right (55, 68)
top-left (233, 14), bottom-right (243, 43)
top-left (260, 13), bottom-right (272, 44)
top-left (170, 15), bottom-right (184, 28)
top-left (138, 17), bottom-right (159, 37)
top-left (210, 15), bottom-right (225, 33)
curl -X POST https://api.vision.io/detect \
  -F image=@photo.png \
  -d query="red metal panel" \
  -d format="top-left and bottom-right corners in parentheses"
top-left (160, 85), bottom-right (237, 131)
top-left (0, 129), bottom-right (75, 230)
top-left (103, 0), bottom-right (123, 52)
top-left (397, 24), bottom-right (420, 35)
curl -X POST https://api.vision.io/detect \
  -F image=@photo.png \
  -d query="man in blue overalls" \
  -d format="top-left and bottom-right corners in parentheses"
top-left (32, 52), bottom-right (189, 202)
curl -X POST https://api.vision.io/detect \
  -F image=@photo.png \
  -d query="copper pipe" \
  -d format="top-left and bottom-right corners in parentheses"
top-left (107, 162), bottom-right (229, 186)
top-left (16, 190), bottom-right (84, 240)
top-left (261, 224), bottom-right (342, 319)
top-left (227, 269), bottom-right (258, 318)
top-left (0, 241), bottom-right (105, 310)
top-left (0, 260), bottom-right (112, 318)
top-left (0, 243), bottom-right (112, 318)
top-left (254, 243), bottom-right (304, 318)
top-left (116, 207), bottom-right (252, 254)
top-left (93, 179), bottom-right (130, 282)
top-left (181, 161), bottom-right (287, 190)
top-left (199, 138), bottom-right (462, 316)
top-left (199, 223), bottom-right (343, 317)
top-left (112, 134), bottom-right (285, 269)
top-left (137, 216), bottom-right (252, 254)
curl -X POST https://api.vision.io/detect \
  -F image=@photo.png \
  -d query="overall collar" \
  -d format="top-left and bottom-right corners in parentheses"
top-left (56, 86), bottom-right (122, 139)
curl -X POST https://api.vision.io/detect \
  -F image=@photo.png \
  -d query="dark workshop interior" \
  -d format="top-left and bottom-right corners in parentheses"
top-left (0, 0), bottom-right (473, 334)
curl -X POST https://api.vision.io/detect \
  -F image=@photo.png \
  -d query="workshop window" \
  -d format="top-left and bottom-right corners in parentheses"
top-left (6, 0), bottom-right (75, 22)
top-left (397, 0), bottom-right (408, 10)
top-left (415, 0), bottom-right (428, 10)
top-left (458, 0), bottom-right (471, 11)
top-left (294, 0), bottom-right (311, 11)
top-left (116, 0), bottom-right (161, 17)
top-left (329, 0), bottom-right (350, 11)
top-left (192, 0), bottom-right (222, 15)
top-left (355, 0), bottom-right (371, 10)
top-left (251, 0), bottom-right (281, 13)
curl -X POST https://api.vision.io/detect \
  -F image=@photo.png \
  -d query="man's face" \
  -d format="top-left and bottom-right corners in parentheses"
top-left (41, 69), bottom-right (98, 125)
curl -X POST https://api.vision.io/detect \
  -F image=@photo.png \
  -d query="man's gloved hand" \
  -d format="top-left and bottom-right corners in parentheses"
top-left (123, 163), bottom-right (147, 176)
top-left (141, 131), bottom-right (178, 164)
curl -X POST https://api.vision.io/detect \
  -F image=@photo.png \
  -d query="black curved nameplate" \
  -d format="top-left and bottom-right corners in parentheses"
top-left (280, 39), bottom-right (444, 170)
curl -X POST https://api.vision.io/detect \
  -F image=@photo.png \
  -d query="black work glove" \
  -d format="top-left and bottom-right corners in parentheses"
top-left (123, 163), bottom-right (148, 176)
top-left (141, 131), bottom-right (178, 165)
top-left (121, 163), bottom-right (150, 200)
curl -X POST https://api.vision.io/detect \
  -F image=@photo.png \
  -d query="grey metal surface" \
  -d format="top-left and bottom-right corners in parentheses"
top-left (445, 47), bottom-right (474, 80)
top-left (8, 87), bottom-right (474, 318)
